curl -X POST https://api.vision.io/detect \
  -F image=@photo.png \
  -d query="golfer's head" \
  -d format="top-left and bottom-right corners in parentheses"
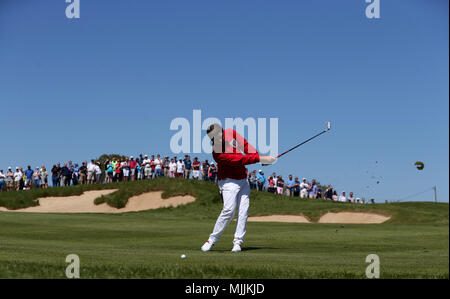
top-left (206, 123), bottom-right (223, 140)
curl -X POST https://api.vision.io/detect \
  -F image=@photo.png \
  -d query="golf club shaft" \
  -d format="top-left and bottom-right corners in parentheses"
top-left (276, 130), bottom-right (328, 158)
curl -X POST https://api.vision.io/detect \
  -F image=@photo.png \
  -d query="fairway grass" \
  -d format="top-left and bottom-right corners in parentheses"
top-left (0, 179), bottom-right (448, 278)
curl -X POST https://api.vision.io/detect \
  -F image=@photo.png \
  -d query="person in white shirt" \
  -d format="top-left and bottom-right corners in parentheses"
top-left (169, 159), bottom-right (177, 178)
top-left (176, 159), bottom-right (184, 178)
top-left (339, 191), bottom-right (347, 203)
top-left (154, 154), bottom-right (162, 178)
top-left (87, 160), bottom-right (96, 184)
top-left (142, 155), bottom-right (152, 179)
top-left (300, 178), bottom-right (309, 198)
top-left (348, 192), bottom-right (355, 203)
top-left (94, 162), bottom-right (102, 184)
top-left (14, 167), bottom-right (22, 191)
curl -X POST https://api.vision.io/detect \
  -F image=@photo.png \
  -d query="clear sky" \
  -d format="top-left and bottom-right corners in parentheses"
top-left (0, 0), bottom-right (448, 202)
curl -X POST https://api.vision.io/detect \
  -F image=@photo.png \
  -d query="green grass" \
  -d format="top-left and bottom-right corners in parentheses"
top-left (0, 178), bottom-right (448, 278)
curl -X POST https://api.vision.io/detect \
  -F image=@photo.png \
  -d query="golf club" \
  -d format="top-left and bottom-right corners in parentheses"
top-left (262, 122), bottom-right (331, 166)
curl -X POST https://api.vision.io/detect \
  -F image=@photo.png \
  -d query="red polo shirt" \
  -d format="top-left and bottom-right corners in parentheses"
top-left (212, 129), bottom-right (260, 181)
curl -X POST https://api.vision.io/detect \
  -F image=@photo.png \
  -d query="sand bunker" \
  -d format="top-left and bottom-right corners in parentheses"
top-left (246, 212), bottom-right (390, 224)
top-left (247, 215), bottom-right (310, 223)
top-left (0, 190), bottom-right (196, 213)
top-left (318, 212), bottom-right (390, 224)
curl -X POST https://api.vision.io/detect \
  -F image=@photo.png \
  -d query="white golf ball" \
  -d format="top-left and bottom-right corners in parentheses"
top-left (181, 254), bottom-right (186, 259)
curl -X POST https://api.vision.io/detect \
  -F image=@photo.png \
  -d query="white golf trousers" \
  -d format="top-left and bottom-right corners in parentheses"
top-left (209, 178), bottom-right (250, 246)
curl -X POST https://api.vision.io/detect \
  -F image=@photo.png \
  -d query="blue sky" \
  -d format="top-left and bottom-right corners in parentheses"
top-left (0, 0), bottom-right (448, 202)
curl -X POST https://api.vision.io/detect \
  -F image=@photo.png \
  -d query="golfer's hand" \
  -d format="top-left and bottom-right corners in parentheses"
top-left (260, 155), bottom-right (277, 165)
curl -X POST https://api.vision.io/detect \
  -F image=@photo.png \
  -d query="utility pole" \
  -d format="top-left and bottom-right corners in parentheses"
top-left (433, 185), bottom-right (437, 203)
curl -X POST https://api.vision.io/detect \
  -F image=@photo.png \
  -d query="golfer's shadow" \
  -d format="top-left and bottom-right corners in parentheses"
top-left (213, 246), bottom-right (279, 252)
top-left (241, 246), bottom-right (280, 251)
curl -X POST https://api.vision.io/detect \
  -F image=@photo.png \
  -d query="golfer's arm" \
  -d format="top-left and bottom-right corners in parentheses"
top-left (233, 130), bottom-right (258, 155)
top-left (213, 152), bottom-right (260, 166)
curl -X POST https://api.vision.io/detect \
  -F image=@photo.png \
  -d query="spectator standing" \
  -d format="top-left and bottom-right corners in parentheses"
top-left (51, 165), bottom-right (58, 187)
top-left (192, 157), bottom-right (201, 180)
top-left (348, 192), bottom-right (355, 203)
top-left (61, 163), bottom-right (71, 186)
top-left (114, 162), bottom-right (122, 181)
top-left (324, 186), bottom-right (334, 200)
top-left (183, 155), bottom-right (192, 179)
top-left (32, 167), bottom-right (41, 189)
top-left (163, 156), bottom-right (170, 177)
top-left (332, 190), bottom-right (338, 201)
top-left (0, 170), bottom-right (5, 192)
top-left (339, 191), bottom-right (347, 202)
top-left (14, 167), bottom-right (22, 191)
top-left (79, 162), bottom-right (87, 185)
top-left (150, 155), bottom-right (156, 179)
top-left (72, 163), bottom-right (79, 185)
top-left (19, 167), bottom-right (25, 190)
top-left (285, 174), bottom-right (295, 196)
top-left (106, 162), bottom-right (114, 183)
top-left (25, 166), bottom-right (34, 190)
top-left (87, 160), bottom-right (96, 184)
top-left (208, 162), bottom-right (217, 182)
top-left (143, 155), bottom-right (152, 179)
top-left (316, 184), bottom-right (323, 199)
top-left (154, 155), bottom-right (163, 178)
top-left (6, 167), bottom-right (14, 191)
top-left (308, 179), bottom-right (318, 199)
top-left (136, 162), bottom-right (143, 180)
top-left (176, 159), bottom-right (185, 178)
top-left (95, 162), bottom-right (102, 184)
top-left (122, 160), bottom-right (129, 182)
top-left (276, 175), bottom-right (284, 195)
top-left (256, 170), bottom-right (266, 191)
top-left (293, 177), bottom-right (300, 197)
top-left (129, 156), bottom-right (137, 181)
top-left (169, 158), bottom-right (177, 178)
top-left (201, 160), bottom-right (209, 181)
top-left (300, 178), bottom-right (309, 198)
top-left (41, 166), bottom-right (48, 189)
top-left (272, 172), bottom-right (278, 187)
top-left (267, 176), bottom-right (275, 193)
top-left (248, 170), bottom-right (257, 190)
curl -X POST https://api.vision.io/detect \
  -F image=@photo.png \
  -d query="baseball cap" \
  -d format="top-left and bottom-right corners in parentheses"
top-left (8, 166), bottom-right (11, 169)
top-left (130, 156), bottom-right (134, 159)
top-left (258, 169), bottom-right (262, 173)
top-left (302, 178), bottom-right (306, 181)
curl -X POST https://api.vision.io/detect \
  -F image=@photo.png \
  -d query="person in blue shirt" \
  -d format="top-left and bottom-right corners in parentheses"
top-left (183, 155), bottom-right (192, 179)
top-left (25, 165), bottom-right (34, 190)
top-left (256, 170), bottom-right (266, 191)
top-left (285, 175), bottom-right (295, 196)
top-left (309, 179), bottom-right (318, 199)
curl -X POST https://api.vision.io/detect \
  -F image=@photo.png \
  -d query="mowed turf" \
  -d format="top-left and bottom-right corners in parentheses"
top-left (0, 178), bottom-right (448, 278)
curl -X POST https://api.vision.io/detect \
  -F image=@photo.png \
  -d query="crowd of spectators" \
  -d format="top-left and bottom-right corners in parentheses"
top-left (247, 170), bottom-right (375, 204)
top-left (0, 155), bottom-right (217, 192)
top-left (0, 154), bottom-right (375, 203)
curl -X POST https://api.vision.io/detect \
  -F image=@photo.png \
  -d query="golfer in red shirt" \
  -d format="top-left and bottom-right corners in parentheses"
top-left (201, 124), bottom-right (276, 252)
